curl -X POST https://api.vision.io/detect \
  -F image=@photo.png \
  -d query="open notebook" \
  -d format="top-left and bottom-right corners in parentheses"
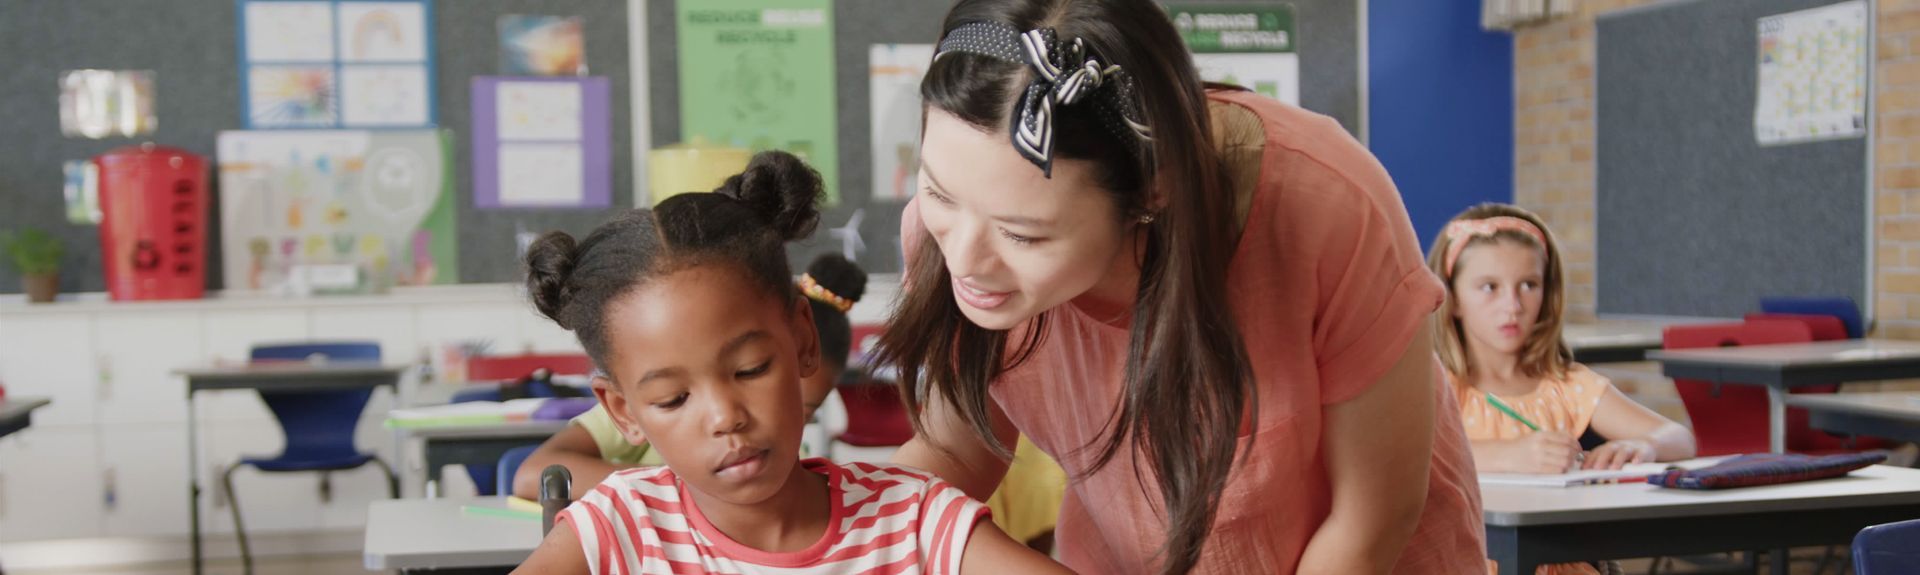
top-left (1479, 458), bottom-right (1722, 488)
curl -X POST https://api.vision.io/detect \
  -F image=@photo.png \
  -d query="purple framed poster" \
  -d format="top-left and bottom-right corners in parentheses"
top-left (472, 76), bottom-right (611, 208)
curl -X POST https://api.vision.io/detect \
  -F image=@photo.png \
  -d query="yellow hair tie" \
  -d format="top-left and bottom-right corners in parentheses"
top-left (798, 274), bottom-right (854, 313)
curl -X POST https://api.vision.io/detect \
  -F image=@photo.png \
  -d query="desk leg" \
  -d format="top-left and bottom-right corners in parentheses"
top-left (1769, 548), bottom-right (1788, 575)
top-left (187, 392), bottom-right (203, 575)
top-left (1767, 387), bottom-right (1787, 454)
top-left (425, 438), bottom-right (442, 499)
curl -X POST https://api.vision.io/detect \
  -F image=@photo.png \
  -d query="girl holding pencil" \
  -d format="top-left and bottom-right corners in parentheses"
top-left (1428, 204), bottom-right (1697, 574)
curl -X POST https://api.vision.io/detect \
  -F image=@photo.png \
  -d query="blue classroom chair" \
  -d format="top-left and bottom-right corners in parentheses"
top-left (1759, 296), bottom-right (1865, 339)
top-left (227, 342), bottom-right (398, 575)
top-left (497, 444), bottom-right (541, 497)
top-left (1854, 519), bottom-right (1920, 574)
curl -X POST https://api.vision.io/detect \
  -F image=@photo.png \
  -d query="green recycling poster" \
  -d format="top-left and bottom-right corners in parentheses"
top-left (677, 1), bottom-right (840, 204)
top-left (1167, 4), bottom-right (1299, 104)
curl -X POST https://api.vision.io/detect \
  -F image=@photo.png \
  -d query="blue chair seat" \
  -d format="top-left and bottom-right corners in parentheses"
top-left (241, 452), bottom-right (377, 472)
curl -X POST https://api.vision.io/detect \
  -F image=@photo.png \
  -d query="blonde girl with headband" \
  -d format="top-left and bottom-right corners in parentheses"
top-left (1428, 204), bottom-right (1696, 574)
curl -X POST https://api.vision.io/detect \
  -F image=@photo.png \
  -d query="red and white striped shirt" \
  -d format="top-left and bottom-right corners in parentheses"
top-left (558, 458), bottom-right (990, 575)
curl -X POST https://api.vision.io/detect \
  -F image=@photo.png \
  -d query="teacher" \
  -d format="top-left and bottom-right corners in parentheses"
top-left (874, 0), bottom-right (1486, 573)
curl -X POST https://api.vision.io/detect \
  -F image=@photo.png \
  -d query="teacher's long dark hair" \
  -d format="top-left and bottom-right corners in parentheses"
top-left (871, 1), bottom-right (1255, 573)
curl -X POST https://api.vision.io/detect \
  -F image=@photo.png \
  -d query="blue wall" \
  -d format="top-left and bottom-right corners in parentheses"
top-left (1368, 0), bottom-right (1514, 246)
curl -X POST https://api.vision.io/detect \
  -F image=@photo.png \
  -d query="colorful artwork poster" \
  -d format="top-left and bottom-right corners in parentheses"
top-left (241, 0), bottom-right (435, 128)
top-left (59, 70), bottom-right (158, 138)
top-left (868, 44), bottom-right (932, 202)
top-left (216, 129), bottom-right (458, 292)
top-left (1756, 0), bottom-right (1867, 146)
top-left (500, 15), bottom-right (587, 76)
top-left (677, 0), bottom-right (840, 204)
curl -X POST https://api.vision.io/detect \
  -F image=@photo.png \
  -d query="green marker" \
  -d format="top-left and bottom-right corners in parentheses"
top-left (1484, 393), bottom-right (1541, 432)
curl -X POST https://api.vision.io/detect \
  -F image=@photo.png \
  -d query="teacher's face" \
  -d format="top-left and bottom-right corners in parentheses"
top-left (916, 109), bottom-right (1130, 330)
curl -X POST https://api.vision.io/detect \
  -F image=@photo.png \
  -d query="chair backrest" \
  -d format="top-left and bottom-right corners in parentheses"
top-left (466, 354), bottom-right (594, 381)
top-left (540, 464), bottom-right (573, 535)
top-left (497, 444), bottom-right (541, 497)
top-left (248, 342), bottom-right (384, 460)
top-left (1759, 296), bottom-right (1864, 338)
top-left (1662, 321), bottom-right (1812, 456)
top-left (1745, 313), bottom-right (1849, 342)
top-left (1854, 519), bottom-right (1920, 574)
top-left (835, 380), bottom-right (914, 447)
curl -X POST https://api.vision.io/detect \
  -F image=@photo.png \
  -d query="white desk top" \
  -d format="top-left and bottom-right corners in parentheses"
top-left (0, 397), bottom-right (52, 422)
top-left (363, 497), bottom-right (543, 570)
top-left (397, 419), bottom-right (574, 440)
top-left (1645, 339), bottom-right (1920, 368)
top-left (1482, 464), bottom-right (1920, 527)
top-left (1563, 323), bottom-right (1663, 350)
top-left (1785, 392), bottom-right (1920, 420)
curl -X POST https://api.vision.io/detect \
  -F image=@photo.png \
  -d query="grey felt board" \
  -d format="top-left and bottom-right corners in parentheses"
top-left (1595, 0), bottom-right (1869, 318)
top-left (0, 0), bottom-right (1356, 293)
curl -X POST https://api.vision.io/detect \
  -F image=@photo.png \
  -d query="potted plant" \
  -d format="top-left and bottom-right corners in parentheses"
top-left (3, 228), bottom-right (63, 303)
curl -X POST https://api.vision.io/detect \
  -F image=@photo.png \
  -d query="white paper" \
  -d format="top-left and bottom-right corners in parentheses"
top-left (340, 65), bottom-right (431, 126)
top-left (337, 1), bottom-right (429, 63)
top-left (496, 81), bottom-right (584, 141)
top-left (245, 1), bottom-right (336, 62)
top-left (1755, 0), bottom-right (1867, 146)
top-left (248, 66), bottom-right (339, 127)
top-left (1193, 52), bottom-right (1300, 105)
top-left (498, 143), bottom-right (585, 206)
top-left (868, 44), bottom-right (934, 201)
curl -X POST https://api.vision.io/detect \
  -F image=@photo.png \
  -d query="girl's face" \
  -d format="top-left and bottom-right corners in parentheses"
top-left (915, 109), bottom-right (1132, 330)
top-left (1450, 239), bottom-right (1548, 359)
top-left (593, 266), bottom-right (819, 506)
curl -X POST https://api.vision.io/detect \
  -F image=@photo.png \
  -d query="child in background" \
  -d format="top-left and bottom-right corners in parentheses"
top-left (1429, 203), bottom-right (1696, 575)
top-left (509, 254), bottom-right (867, 500)
top-left (511, 151), bottom-right (1067, 574)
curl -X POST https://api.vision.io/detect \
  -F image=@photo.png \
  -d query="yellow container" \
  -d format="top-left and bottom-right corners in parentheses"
top-left (647, 141), bottom-right (751, 206)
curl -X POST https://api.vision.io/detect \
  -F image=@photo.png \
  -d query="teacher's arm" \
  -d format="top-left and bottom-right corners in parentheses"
top-left (891, 387), bottom-right (1022, 502)
top-left (1298, 322), bottom-right (1435, 575)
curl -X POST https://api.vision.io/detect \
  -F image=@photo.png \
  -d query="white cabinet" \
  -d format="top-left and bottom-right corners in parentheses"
top-left (98, 423), bottom-right (190, 537)
top-left (93, 311), bottom-right (204, 425)
top-left (0, 426), bottom-right (104, 542)
top-left (0, 315), bottom-right (98, 426)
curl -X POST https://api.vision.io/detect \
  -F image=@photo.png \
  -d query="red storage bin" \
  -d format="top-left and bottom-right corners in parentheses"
top-left (96, 144), bottom-right (208, 301)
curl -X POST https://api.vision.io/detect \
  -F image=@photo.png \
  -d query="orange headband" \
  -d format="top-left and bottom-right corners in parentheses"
top-left (797, 274), bottom-right (854, 314)
top-left (1442, 216), bottom-right (1548, 276)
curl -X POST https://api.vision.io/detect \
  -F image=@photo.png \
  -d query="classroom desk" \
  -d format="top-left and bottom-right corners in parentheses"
top-left (1647, 339), bottom-right (1920, 453)
top-left (1786, 392), bottom-right (1920, 446)
top-left (1482, 465), bottom-right (1920, 575)
top-left (174, 362), bottom-right (406, 575)
top-left (0, 396), bottom-right (51, 439)
top-left (1564, 323), bottom-right (1663, 364)
top-left (364, 497), bottom-right (540, 573)
top-left (396, 382), bottom-right (579, 498)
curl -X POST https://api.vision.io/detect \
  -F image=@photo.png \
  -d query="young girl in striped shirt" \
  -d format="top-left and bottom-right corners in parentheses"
top-left (510, 151), bottom-right (1070, 575)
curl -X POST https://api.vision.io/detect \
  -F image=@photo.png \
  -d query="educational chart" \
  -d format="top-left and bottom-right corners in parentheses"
top-left (240, 0), bottom-right (435, 128)
top-left (1755, 0), bottom-right (1866, 146)
top-left (216, 130), bottom-right (458, 292)
top-left (1168, 4), bottom-right (1299, 105)
top-left (868, 44), bottom-right (933, 202)
top-left (471, 77), bottom-right (613, 209)
top-left (677, 0), bottom-right (840, 204)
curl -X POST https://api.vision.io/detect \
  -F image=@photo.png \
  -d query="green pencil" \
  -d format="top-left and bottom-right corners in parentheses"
top-left (1484, 393), bottom-right (1541, 432)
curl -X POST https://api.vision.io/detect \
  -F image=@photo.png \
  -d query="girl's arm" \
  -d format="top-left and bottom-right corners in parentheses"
top-left (890, 389), bottom-right (1021, 502)
top-left (1469, 431), bottom-right (1581, 474)
top-left (512, 424), bottom-right (638, 499)
top-left (959, 520), bottom-right (1075, 574)
top-left (1297, 326), bottom-right (1436, 575)
top-left (1584, 386), bottom-right (1696, 469)
top-left (510, 521), bottom-right (591, 575)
